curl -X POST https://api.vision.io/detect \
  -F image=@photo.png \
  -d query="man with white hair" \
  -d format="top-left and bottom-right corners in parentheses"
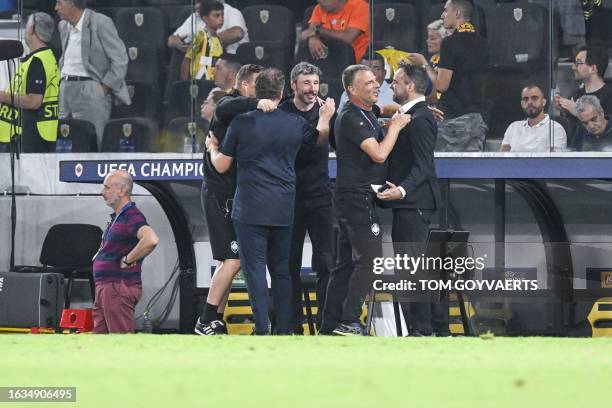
top-left (573, 95), bottom-right (612, 151)
top-left (0, 12), bottom-right (59, 152)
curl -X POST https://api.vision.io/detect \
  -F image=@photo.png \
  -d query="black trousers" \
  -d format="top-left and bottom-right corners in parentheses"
top-left (321, 192), bottom-right (383, 332)
top-left (288, 195), bottom-right (334, 333)
top-left (392, 208), bottom-right (448, 335)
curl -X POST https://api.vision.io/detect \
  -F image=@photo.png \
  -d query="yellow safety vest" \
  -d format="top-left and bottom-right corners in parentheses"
top-left (0, 48), bottom-right (59, 143)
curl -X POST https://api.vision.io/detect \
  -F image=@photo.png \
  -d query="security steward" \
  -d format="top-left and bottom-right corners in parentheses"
top-left (377, 64), bottom-right (444, 336)
top-left (0, 12), bottom-right (58, 152)
top-left (322, 64), bottom-right (411, 336)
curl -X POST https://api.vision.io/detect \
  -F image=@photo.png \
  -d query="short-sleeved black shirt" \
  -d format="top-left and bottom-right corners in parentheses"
top-left (573, 83), bottom-right (612, 115)
top-left (334, 102), bottom-right (384, 195)
top-left (437, 29), bottom-right (489, 119)
top-left (279, 98), bottom-right (333, 199)
top-left (203, 90), bottom-right (258, 197)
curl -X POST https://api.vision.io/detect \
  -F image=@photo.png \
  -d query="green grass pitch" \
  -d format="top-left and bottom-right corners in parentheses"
top-left (1, 335), bottom-right (611, 408)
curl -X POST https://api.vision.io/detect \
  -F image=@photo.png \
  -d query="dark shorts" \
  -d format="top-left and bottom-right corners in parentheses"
top-left (202, 184), bottom-right (240, 261)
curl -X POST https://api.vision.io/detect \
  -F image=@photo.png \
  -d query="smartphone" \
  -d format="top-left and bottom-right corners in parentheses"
top-left (378, 184), bottom-right (390, 193)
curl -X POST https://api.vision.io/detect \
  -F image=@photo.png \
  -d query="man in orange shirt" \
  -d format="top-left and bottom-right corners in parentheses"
top-left (300, 0), bottom-right (369, 63)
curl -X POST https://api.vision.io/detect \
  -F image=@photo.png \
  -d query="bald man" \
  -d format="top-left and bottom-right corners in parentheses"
top-left (93, 170), bottom-right (159, 334)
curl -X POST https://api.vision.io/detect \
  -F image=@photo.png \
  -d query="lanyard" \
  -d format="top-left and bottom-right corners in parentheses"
top-left (101, 202), bottom-right (135, 244)
top-left (354, 104), bottom-right (382, 140)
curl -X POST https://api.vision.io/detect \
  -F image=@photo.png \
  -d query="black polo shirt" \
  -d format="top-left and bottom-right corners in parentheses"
top-left (203, 90), bottom-right (259, 197)
top-left (334, 102), bottom-right (384, 195)
top-left (573, 117), bottom-right (612, 152)
top-left (279, 98), bottom-right (333, 199)
top-left (220, 109), bottom-right (311, 226)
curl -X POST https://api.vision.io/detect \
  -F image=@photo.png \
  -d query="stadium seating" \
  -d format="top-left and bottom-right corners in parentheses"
top-left (115, 7), bottom-right (168, 52)
top-left (484, 2), bottom-right (550, 68)
top-left (371, 3), bottom-right (419, 53)
top-left (12, 224), bottom-right (102, 309)
top-left (373, 0), bottom-right (432, 52)
top-left (124, 43), bottom-right (162, 85)
top-left (481, 2), bottom-right (553, 140)
top-left (56, 119), bottom-right (99, 153)
top-left (165, 116), bottom-right (210, 153)
top-left (164, 79), bottom-right (215, 125)
top-left (113, 81), bottom-right (160, 120)
top-left (101, 118), bottom-right (156, 152)
top-left (318, 78), bottom-right (343, 106)
top-left (241, 5), bottom-right (295, 47)
top-left (236, 41), bottom-right (293, 77)
top-left (296, 38), bottom-right (355, 85)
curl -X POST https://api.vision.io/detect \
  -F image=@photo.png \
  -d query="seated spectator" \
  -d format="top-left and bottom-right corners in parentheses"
top-left (423, 0), bottom-right (489, 152)
top-left (213, 55), bottom-right (241, 92)
top-left (573, 95), bottom-right (612, 151)
top-left (500, 84), bottom-right (567, 152)
top-left (300, 0), bottom-right (369, 63)
top-left (338, 53), bottom-right (394, 110)
top-left (408, 19), bottom-right (451, 103)
top-left (555, 46), bottom-right (612, 117)
top-left (169, 0), bottom-right (248, 55)
top-left (181, 0), bottom-right (225, 81)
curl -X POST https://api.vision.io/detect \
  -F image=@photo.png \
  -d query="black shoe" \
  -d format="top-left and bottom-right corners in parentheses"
top-left (408, 330), bottom-right (433, 337)
top-left (194, 318), bottom-right (227, 336)
top-left (332, 323), bottom-right (362, 336)
top-left (434, 331), bottom-right (452, 337)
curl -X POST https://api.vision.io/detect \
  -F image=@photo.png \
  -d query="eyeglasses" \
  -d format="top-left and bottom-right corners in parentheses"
top-left (573, 60), bottom-right (586, 66)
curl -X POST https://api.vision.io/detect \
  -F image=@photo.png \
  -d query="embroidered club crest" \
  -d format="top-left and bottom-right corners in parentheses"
top-left (259, 10), bottom-right (269, 24)
top-left (231, 241), bottom-right (239, 254)
top-left (255, 46), bottom-right (265, 60)
top-left (127, 85), bottom-right (135, 99)
top-left (187, 122), bottom-right (197, 136)
top-left (134, 13), bottom-right (144, 27)
top-left (320, 83), bottom-right (329, 97)
top-left (128, 47), bottom-right (138, 61)
top-left (122, 123), bottom-right (133, 137)
top-left (371, 223), bottom-right (380, 237)
top-left (513, 8), bottom-right (523, 22)
top-left (60, 124), bottom-right (70, 138)
top-left (74, 163), bottom-right (83, 178)
top-left (386, 8), bottom-right (395, 22)
top-left (189, 84), bottom-right (199, 98)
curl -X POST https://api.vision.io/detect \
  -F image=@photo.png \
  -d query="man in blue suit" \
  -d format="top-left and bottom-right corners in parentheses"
top-left (208, 68), bottom-right (335, 334)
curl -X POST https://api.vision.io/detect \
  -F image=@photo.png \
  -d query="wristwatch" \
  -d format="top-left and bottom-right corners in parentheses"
top-left (122, 255), bottom-right (136, 267)
top-left (314, 24), bottom-right (322, 36)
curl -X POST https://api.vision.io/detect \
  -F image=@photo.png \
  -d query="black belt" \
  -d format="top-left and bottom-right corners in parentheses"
top-left (62, 76), bottom-right (93, 82)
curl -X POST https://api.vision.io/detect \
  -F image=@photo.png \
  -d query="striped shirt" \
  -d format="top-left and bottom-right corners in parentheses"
top-left (93, 202), bottom-right (148, 286)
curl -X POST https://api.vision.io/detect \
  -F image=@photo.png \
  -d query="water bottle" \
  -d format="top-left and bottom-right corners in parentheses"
top-left (119, 136), bottom-right (135, 153)
top-left (183, 136), bottom-right (193, 153)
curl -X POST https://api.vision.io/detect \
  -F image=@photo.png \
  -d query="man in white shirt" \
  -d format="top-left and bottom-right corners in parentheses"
top-left (501, 84), bottom-right (567, 152)
top-left (168, 0), bottom-right (249, 55)
top-left (338, 53), bottom-right (394, 110)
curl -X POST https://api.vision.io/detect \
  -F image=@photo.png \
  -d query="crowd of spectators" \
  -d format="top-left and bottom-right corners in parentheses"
top-left (0, 0), bottom-right (611, 153)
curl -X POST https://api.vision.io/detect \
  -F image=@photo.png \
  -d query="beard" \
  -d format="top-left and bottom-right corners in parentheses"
top-left (524, 106), bottom-right (542, 119)
top-left (393, 92), bottom-right (406, 105)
